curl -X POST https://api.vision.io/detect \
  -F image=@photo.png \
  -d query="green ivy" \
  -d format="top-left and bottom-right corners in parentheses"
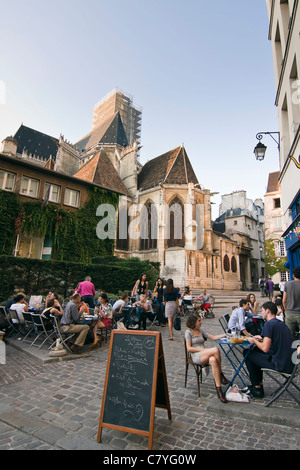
top-left (0, 187), bottom-right (119, 263)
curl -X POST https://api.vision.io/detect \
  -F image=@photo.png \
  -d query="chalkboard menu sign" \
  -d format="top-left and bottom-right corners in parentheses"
top-left (97, 330), bottom-right (171, 450)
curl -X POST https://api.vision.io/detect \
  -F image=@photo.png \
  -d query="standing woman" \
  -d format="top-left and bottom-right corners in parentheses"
top-left (163, 278), bottom-right (179, 340)
top-left (185, 313), bottom-right (229, 403)
top-left (153, 277), bottom-right (166, 325)
top-left (132, 273), bottom-right (149, 302)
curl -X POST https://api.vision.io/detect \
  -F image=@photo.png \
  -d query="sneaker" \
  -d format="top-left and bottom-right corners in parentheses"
top-left (248, 385), bottom-right (264, 398)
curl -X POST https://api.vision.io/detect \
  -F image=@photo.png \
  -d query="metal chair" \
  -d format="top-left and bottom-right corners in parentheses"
top-left (182, 299), bottom-right (195, 316)
top-left (219, 313), bottom-right (230, 333)
top-left (30, 313), bottom-right (56, 348)
top-left (21, 312), bottom-right (36, 343)
top-left (262, 346), bottom-right (300, 407)
top-left (184, 339), bottom-right (209, 397)
top-left (0, 306), bottom-right (11, 337)
top-left (146, 303), bottom-right (159, 330)
top-left (8, 309), bottom-right (26, 336)
top-left (50, 315), bottom-right (75, 353)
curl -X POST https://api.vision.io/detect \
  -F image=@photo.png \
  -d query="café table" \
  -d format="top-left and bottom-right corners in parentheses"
top-left (217, 337), bottom-right (254, 394)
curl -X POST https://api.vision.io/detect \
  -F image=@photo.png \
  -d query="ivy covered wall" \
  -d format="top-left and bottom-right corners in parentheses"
top-left (0, 187), bottom-right (119, 263)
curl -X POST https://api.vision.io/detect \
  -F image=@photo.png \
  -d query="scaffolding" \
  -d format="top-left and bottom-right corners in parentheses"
top-left (92, 87), bottom-right (142, 150)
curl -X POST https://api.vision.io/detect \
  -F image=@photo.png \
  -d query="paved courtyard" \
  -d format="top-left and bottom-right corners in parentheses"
top-left (1, 309), bottom-right (300, 451)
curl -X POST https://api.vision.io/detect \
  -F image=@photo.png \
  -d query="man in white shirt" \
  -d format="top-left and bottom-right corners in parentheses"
top-left (227, 299), bottom-right (257, 337)
top-left (9, 294), bottom-right (28, 323)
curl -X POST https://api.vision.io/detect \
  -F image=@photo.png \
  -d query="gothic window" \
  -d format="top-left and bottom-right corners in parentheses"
top-left (116, 205), bottom-right (129, 251)
top-left (223, 254), bottom-right (230, 272)
top-left (167, 196), bottom-right (184, 248)
top-left (231, 256), bottom-right (237, 273)
top-left (140, 201), bottom-right (157, 251)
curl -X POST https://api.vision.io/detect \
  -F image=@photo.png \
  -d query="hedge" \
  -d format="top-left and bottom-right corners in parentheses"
top-left (0, 256), bottom-right (160, 302)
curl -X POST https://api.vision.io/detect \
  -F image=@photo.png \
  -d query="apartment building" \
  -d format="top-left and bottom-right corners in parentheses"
top-left (266, 0), bottom-right (300, 275)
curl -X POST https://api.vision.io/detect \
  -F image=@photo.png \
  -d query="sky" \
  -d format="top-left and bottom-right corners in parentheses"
top-left (0, 0), bottom-right (280, 220)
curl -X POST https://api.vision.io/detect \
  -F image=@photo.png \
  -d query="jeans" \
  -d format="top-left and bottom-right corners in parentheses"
top-left (244, 348), bottom-right (275, 386)
top-left (81, 295), bottom-right (95, 308)
top-left (285, 313), bottom-right (300, 339)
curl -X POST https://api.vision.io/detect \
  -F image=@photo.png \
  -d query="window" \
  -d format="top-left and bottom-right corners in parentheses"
top-left (0, 170), bottom-right (15, 191)
top-left (167, 197), bottom-right (184, 248)
top-left (223, 254), bottom-right (230, 272)
top-left (231, 256), bottom-right (237, 273)
top-left (140, 202), bottom-right (157, 251)
top-left (14, 234), bottom-right (43, 259)
top-left (273, 198), bottom-right (281, 208)
top-left (43, 183), bottom-right (60, 203)
top-left (276, 241), bottom-right (286, 257)
top-left (273, 217), bottom-right (282, 231)
top-left (64, 188), bottom-right (80, 207)
top-left (20, 176), bottom-right (39, 198)
top-left (234, 220), bottom-right (237, 225)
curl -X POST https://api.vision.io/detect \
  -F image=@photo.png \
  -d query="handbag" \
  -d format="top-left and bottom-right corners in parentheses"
top-left (225, 384), bottom-right (250, 403)
top-left (174, 314), bottom-right (181, 331)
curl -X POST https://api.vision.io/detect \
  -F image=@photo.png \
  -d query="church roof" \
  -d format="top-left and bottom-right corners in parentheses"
top-left (138, 145), bottom-right (199, 191)
top-left (73, 150), bottom-right (129, 196)
top-left (13, 124), bottom-right (59, 161)
top-left (75, 112), bottom-right (128, 153)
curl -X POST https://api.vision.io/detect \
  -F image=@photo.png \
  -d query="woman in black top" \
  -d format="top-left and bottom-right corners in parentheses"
top-left (132, 273), bottom-right (149, 302)
top-left (153, 278), bottom-right (166, 325)
top-left (163, 278), bottom-right (179, 340)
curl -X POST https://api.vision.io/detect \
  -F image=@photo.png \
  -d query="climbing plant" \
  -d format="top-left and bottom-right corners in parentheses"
top-left (0, 187), bottom-right (119, 263)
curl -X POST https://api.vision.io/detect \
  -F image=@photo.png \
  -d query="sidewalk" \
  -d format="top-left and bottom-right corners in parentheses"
top-left (1, 308), bottom-right (300, 450)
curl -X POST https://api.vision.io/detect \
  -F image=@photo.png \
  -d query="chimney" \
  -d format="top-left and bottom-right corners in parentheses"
top-left (1, 136), bottom-right (18, 157)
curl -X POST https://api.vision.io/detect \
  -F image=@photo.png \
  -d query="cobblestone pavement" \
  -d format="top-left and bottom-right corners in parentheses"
top-left (1, 311), bottom-right (300, 451)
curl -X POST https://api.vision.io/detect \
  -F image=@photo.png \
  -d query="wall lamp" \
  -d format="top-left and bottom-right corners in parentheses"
top-left (253, 132), bottom-right (280, 161)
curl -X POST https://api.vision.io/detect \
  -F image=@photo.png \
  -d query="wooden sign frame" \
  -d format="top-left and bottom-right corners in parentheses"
top-left (97, 330), bottom-right (171, 450)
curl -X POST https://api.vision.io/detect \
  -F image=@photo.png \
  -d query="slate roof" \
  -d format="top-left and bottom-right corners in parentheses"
top-left (73, 150), bottom-right (129, 196)
top-left (75, 112), bottom-right (128, 153)
top-left (138, 145), bottom-right (199, 191)
top-left (13, 124), bottom-right (59, 161)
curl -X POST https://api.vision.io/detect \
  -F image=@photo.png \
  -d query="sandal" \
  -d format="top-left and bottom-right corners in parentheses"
top-left (89, 338), bottom-right (99, 348)
top-left (169, 336), bottom-right (174, 341)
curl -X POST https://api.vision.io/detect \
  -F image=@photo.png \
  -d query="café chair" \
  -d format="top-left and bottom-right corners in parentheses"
top-left (8, 309), bottom-right (27, 336)
top-left (262, 346), bottom-right (300, 407)
top-left (21, 312), bottom-right (36, 343)
top-left (0, 306), bottom-right (12, 337)
top-left (30, 313), bottom-right (56, 349)
top-left (184, 339), bottom-right (209, 397)
top-left (219, 313), bottom-right (230, 333)
top-left (182, 299), bottom-right (195, 316)
top-left (50, 314), bottom-right (75, 354)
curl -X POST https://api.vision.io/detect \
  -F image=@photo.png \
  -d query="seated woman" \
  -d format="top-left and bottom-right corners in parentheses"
top-left (246, 293), bottom-right (260, 315)
top-left (42, 297), bottom-right (63, 330)
top-left (185, 313), bottom-right (230, 403)
top-left (90, 293), bottom-right (113, 348)
top-left (134, 294), bottom-right (155, 330)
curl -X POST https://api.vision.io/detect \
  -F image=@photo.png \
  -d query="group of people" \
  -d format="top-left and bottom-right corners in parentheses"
top-left (185, 267), bottom-right (300, 403)
top-left (3, 269), bottom-right (300, 404)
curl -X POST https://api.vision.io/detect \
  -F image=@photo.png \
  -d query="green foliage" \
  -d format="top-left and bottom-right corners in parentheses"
top-left (0, 255), bottom-right (160, 302)
top-left (0, 187), bottom-right (119, 263)
top-left (0, 191), bottom-right (21, 255)
top-left (264, 238), bottom-right (287, 278)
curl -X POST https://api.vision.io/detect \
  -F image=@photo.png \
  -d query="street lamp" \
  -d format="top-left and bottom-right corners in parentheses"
top-left (253, 132), bottom-right (280, 161)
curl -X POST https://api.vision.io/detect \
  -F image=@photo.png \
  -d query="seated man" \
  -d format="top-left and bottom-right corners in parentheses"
top-left (244, 301), bottom-right (295, 398)
top-left (227, 299), bottom-right (258, 337)
top-left (112, 293), bottom-right (132, 328)
top-left (60, 293), bottom-right (89, 354)
top-left (9, 294), bottom-right (28, 323)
